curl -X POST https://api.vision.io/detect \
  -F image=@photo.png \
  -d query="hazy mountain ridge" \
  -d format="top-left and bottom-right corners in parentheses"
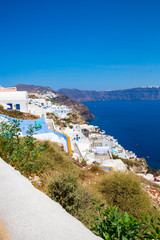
top-left (58, 87), bottom-right (160, 102)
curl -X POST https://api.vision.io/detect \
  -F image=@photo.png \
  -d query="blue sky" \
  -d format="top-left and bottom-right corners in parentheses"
top-left (0, 0), bottom-right (160, 90)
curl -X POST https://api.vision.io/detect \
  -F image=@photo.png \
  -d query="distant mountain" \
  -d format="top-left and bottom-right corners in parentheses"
top-left (15, 84), bottom-right (94, 120)
top-left (58, 87), bottom-right (160, 102)
top-left (15, 84), bottom-right (55, 94)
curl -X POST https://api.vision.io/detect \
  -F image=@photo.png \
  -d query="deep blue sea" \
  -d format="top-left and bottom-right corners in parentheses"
top-left (83, 101), bottom-right (160, 170)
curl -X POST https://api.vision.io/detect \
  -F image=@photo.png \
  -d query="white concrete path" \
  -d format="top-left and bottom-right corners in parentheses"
top-left (0, 158), bottom-right (101, 240)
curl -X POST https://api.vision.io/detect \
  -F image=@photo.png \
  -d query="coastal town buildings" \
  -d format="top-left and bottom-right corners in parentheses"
top-left (29, 98), bottom-right (52, 108)
top-left (49, 105), bottom-right (72, 118)
top-left (29, 98), bottom-right (72, 118)
top-left (0, 86), bottom-right (141, 173)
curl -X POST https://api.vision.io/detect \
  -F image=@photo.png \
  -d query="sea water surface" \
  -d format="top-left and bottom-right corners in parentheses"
top-left (83, 101), bottom-right (160, 170)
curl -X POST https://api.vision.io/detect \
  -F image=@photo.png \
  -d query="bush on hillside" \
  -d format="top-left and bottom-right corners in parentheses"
top-left (0, 120), bottom-right (45, 175)
top-left (48, 174), bottom-right (81, 214)
top-left (92, 205), bottom-right (141, 239)
top-left (90, 164), bottom-right (102, 173)
top-left (91, 204), bottom-right (160, 240)
top-left (97, 172), bottom-right (152, 218)
top-left (48, 173), bottom-right (98, 226)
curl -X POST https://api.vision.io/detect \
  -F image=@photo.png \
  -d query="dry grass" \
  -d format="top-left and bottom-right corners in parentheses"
top-left (0, 105), bottom-right (38, 120)
top-left (4, 138), bottom-right (157, 229)
top-left (37, 141), bottom-right (78, 174)
top-left (34, 141), bottom-right (106, 227)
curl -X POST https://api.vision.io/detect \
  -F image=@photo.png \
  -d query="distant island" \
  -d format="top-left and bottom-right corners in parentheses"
top-left (58, 86), bottom-right (160, 102)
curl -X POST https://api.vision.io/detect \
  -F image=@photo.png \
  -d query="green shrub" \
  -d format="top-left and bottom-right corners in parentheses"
top-left (48, 173), bottom-right (98, 227)
top-left (48, 173), bottom-right (81, 214)
top-left (90, 164), bottom-right (103, 173)
top-left (63, 118), bottom-right (71, 123)
top-left (81, 158), bottom-right (87, 167)
top-left (0, 120), bottom-right (45, 175)
top-left (141, 211), bottom-right (160, 239)
top-left (92, 203), bottom-right (160, 240)
top-left (92, 205), bottom-right (141, 240)
top-left (97, 172), bottom-right (152, 218)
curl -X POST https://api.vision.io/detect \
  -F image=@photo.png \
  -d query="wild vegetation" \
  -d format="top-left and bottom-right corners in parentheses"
top-left (0, 120), bottom-right (45, 175)
top-left (92, 204), bottom-right (160, 240)
top-left (46, 112), bottom-right (67, 128)
top-left (0, 120), bottom-right (160, 238)
top-left (0, 105), bottom-right (38, 120)
top-left (96, 172), bottom-right (152, 218)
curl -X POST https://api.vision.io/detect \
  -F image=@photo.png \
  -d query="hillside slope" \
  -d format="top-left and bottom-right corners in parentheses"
top-left (0, 157), bottom-right (101, 240)
top-left (15, 84), bottom-right (56, 93)
top-left (15, 84), bottom-right (94, 120)
top-left (58, 87), bottom-right (160, 102)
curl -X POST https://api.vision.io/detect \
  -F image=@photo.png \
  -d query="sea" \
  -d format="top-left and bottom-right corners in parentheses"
top-left (83, 101), bottom-right (160, 170)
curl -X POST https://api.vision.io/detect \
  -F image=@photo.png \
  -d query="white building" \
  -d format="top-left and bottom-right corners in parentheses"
top-left (41, 92), bottom-right (57, 99)
top-left (0, 91), bottom-right (29, 113)
top-left (89, 133), bottom-right (110, 148)
top-left (29, 99), bottom-right (71, 119)
top-left (64, 127), bottom-right (86, 143)
top-left (79, 124), bottom-right (100, 133)
top-left (28, 103), bottom-right (46, 117)
top-left (29, 98), bottom-right (52, 108)
top-left (48, 105), bottom-right (72, 118)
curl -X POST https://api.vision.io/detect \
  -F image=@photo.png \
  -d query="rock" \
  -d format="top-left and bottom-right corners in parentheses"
top-left (147, 168), bottom-right (160, 177)
top-left (144, 185), bottom-right (160, 208)
top-left (127, 158), bottom-right (148, 174)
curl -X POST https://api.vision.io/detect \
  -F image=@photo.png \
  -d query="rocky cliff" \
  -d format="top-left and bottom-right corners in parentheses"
top-left (58, 87), bottom-right (160, 102)
top-left (15, 84), bottom-right (94, 120)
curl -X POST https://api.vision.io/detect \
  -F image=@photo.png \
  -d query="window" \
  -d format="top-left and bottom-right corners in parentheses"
top-left (16, 104), bottom-right (20, 110)
top-left (7, 103), bottom-right (13, 110)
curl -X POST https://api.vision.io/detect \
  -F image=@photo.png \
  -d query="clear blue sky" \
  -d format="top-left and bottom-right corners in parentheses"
top-left (0, 0), bottom-right (160, 90)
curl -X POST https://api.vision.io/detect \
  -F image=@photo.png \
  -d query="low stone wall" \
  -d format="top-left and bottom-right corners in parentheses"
top-left (0, 158), bottom-right (101, 240)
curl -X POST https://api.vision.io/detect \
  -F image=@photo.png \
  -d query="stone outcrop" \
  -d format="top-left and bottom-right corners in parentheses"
top-left (147, 168), bottom-right (160, 176)
top-left (124, 158), bottom-right (148, 174)
top-left (0, 158), bottom-right (101, 240)
top-left (144, 185), bottom-right (160, 208)
top-left (54, 93), bottom-right (94, 121)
